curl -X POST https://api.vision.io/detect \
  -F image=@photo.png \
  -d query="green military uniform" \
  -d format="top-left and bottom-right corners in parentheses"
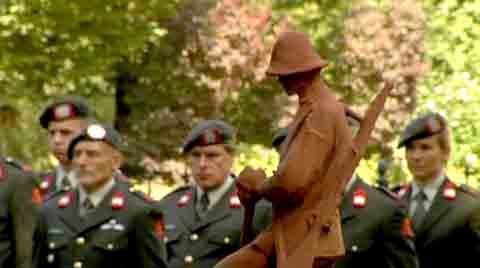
top-left (396, 179), bottom-right (480, 268)
top-left (0, 157), bottom-right (38, 268)
top-left (33, 180), bottom-right (166, 268)
top-left (395, 113), bottom-right (480, 268)
top-left (338, 177), bottom-right (418, 268)
top-left (158, 182), bottom-right (272, 268)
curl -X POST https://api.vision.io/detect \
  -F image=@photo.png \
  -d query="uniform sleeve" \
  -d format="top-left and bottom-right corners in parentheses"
top-left (10, 172), bottom-right (38, 268)
top-left (379, 206), bottom-right (419, 268)
top-left (132, 208), bottom-right (167, 268)
top-left (32, 210), bottom-right (48, 268)
top-left (260, 108), bottom-right (342, 205)
top-left (467, 202), bottom-right (480, 256)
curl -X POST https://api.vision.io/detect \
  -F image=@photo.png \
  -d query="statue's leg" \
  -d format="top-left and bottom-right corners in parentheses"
top-left (215, 229), bottom-right (275, 268)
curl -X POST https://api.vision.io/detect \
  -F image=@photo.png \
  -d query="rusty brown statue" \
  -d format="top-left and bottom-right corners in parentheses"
top-left (215, 31), bottom-right (393, 268)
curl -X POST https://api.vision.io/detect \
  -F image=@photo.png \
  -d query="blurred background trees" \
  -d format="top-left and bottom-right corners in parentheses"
top-left (1, 0), bottom-right (479, 195)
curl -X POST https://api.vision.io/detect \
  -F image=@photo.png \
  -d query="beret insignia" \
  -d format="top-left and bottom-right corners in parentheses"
top-left (53, 104), bottom-right (75, 120)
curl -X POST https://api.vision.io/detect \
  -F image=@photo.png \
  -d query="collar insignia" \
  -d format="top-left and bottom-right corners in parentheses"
top-left (229, 191), bottom-right (242, 208)
top-left (111, 191), bottom-right (126, 210)
top-left (443, 181), bottom-right (456, 200)
top-left (177, 191), bottom-right (193, 207)
top-left (352, 188), bottom-right (367, 208)
top-left (58, 192), bottom-right (74, 208)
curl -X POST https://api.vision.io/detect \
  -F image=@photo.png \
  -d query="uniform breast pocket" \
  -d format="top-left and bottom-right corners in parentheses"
top-left (93, 230), bottom-right (129, 252)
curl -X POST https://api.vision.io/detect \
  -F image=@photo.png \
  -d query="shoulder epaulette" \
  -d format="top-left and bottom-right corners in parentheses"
top-left (374, 186), bottom-right (399, 200)
top-left (129, 187), bottom-right (156, 203)
top-left (43, 189), bottom-right (66, 203)
top-left (458, 184), bottom-right (480, 197)
top-left (4, 157), bottom-right (32, 172)
top-left (162, 185), bottom-right (191, 199)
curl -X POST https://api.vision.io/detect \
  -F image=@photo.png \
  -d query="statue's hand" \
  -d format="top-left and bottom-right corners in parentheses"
top-left (236, 166), bottom-right (266, 206)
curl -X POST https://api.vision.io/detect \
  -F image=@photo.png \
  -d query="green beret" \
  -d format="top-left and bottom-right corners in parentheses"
top-left (183, 120), bottom-right (235, 154)
top-left (68, 123), bottom-right (122, 159)
top-left (398, 113), bottom-right (446, 148)
top-left (39, 95), bottom-right (92, 128)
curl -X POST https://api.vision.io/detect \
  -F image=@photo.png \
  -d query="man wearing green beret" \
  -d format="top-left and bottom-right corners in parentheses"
top-left (157, 120), bottom-right (272, 268)
top-left (33, 123), bottom-right (167, 268)
top-left (38, 96), bottom-right (93, 198)
top-left (395, 113), bottom-right (480, 268)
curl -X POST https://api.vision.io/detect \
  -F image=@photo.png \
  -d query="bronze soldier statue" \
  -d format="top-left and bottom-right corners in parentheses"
top-left (216, 31), bottom-right (392, 268)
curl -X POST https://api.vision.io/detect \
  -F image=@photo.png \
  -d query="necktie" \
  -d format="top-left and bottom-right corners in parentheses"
top-left (61, 176), bottom-right (72, 190)
top-left (197, 193), bottom-right (210, 218)
top-left (80, 197), bottom-right (95, 217)
top-left (412, 190), bottom-right (428, 231)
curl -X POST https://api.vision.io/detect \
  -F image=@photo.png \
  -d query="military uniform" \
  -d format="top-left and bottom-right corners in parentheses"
top-left (33, 180), bottom-right (166, 268)
top-left (337, 177), bottom-right (418, 268)
top-left (158, 182), bottom-right (271, 268)
top-left (395, 113), bottom-right (480, 268)
top-left (0, 157), bottom-right (39, 268)
top-left (396, 179), bottom-right (480, 268)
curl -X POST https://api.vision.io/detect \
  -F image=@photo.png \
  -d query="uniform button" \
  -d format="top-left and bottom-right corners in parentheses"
top-left (190, 234), bottom-right (199, 241)
top-left (351, 245), bottom-right (358, 252)
top-left (107, 243), bottom-right (114, 250)
top-left (76, 237), bottom-right (85, 245)
top-left (184, 255), bottom-right (194, 264)
top-left (47, 254), bottom-right (55, 263)
top-left (48, 242), bottom-right (55, 249)
top-left (73, 261), bottom-right (83, 268)
top-left (224, 237), bottom-right (231, 244)
top-left (163, 237), bottom-right (169, 243)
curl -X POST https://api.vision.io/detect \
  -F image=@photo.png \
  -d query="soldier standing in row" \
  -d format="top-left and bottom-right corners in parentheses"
top-left (33, 123), bottom-right (166, 268)
top-left (158, 120), bottom-right (272, 268)
top-left (38, 96), bottom-right (93, 197)
top-left (395, 113), bottom-right (480, 268)
top-left (0, 156), bottom-right (39, 268)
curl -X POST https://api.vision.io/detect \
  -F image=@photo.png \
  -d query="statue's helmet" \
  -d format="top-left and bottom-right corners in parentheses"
top-left (266, 31), bottom-right (328, 76)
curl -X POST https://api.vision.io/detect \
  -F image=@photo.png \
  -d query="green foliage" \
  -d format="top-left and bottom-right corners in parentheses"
top-left (1, 0), bottom-right (479, 188)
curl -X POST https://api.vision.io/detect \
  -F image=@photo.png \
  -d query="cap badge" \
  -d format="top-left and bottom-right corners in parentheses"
top-left (352, 188), bottom-right (367, 208)
top-left (425, 117), bottom-right (441, 134)
top-left (87, 124), bottom-right (107, 139)
top-left (53, 104), bottom-right (75, 120)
